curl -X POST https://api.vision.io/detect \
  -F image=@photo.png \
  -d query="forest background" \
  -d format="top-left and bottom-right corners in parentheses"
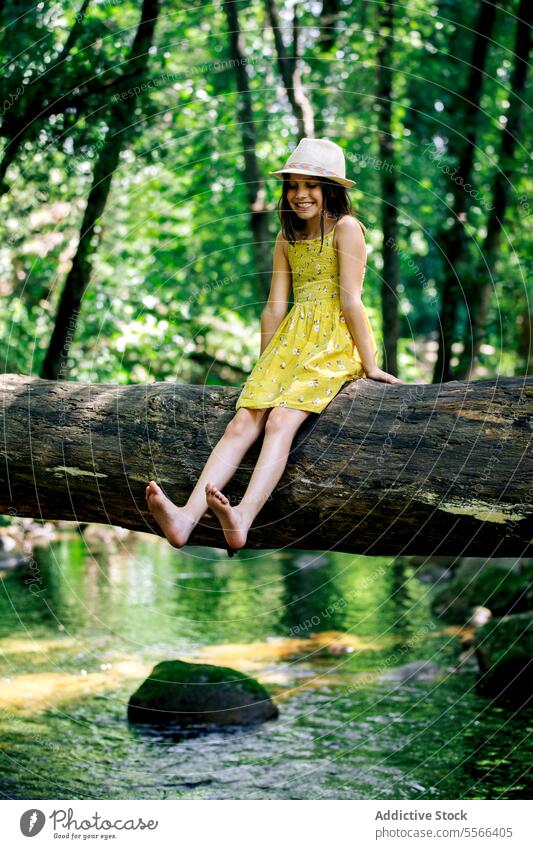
top-left (1, 0), bottom-right (531, 393)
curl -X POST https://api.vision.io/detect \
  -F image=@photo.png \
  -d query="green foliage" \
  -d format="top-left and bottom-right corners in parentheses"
top-left (0, 0), bottom-right (529, 384)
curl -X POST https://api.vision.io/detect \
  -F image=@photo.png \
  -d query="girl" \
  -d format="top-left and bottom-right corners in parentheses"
top-left (146, 137), bottom-right (402, 556)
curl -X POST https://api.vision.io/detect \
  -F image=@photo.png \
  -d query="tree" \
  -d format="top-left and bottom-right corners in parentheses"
top-left (2, 373), bottom-right (532, 556)
top-left (376, 0), bottom-right (401, 376)
top-left (265, 0), bottom-right (314, 137)
top-left (40, 0), bottom-right (161, 379)
top-left (456, 0), bottom-right (532, 379)
top-left (223, 0), bottom-right (272, 304)
top-left (431, 0), bottom-right (499, 383)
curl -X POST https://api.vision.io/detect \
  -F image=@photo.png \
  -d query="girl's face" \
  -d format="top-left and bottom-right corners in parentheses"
top-left (286, 177), bottom-right (324, 220)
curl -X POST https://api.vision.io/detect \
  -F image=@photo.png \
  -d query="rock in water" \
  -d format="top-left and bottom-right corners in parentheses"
top-left (127, 660), bottom-right (279, 726)
top-left (474, 612), bottom-right (533, 702)
top-left (379, 660), bottom-right (443, 684)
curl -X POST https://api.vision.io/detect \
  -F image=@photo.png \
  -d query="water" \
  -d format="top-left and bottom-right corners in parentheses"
top-left (0, 532), bottom-right (531, 799)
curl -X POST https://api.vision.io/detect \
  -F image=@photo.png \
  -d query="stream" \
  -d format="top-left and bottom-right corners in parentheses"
top-left (0, 531), bottom-right (531, 799)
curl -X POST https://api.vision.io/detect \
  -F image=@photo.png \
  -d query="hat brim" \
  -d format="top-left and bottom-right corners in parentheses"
top-left (268, 168), bottom-right (356, 189)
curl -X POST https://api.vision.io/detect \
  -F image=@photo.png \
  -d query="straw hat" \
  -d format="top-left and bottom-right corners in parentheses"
top-left (269, 137), bottom-right (355, 188)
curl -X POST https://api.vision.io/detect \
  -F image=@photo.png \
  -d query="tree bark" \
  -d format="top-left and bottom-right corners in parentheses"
top-left (455, 0), bottom-right (532, 380)
top-left (2, 374), bottom-right (532, 556)
top-left (432, 0), bottom-right (498, 383)
top-left (39, 0), bottom-right (161, 380)
top-left (376, 0), bottom-right (400, 377)
top-left (223, 0), bottom-right (272, 304)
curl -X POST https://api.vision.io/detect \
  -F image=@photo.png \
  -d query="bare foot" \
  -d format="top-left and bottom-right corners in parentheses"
top-left (145, 480), bottom-right (196, 548)
top-left (205, 482), bottom-right (249, 551)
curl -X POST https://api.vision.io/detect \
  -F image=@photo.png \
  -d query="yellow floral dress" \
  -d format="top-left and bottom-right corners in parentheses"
top-left (235, 219), bottom-right (379, 413)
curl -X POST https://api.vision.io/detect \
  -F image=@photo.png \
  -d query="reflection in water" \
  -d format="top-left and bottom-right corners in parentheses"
top-left (387, 556), bottom-right (417, 634)
top-left (0, 532), bottom-right (531, 800)
top-left (279, 550), bottom-right (346, 635)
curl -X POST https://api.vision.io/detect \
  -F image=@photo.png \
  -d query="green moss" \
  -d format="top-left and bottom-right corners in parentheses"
top-left (128, 659), bottom-right (278, 726)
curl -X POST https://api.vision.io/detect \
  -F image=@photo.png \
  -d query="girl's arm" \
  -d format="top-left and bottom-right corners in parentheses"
top-left (260, 231), bottom-right (292, 355)
top-left (336, 217), bottom-right (402, 384)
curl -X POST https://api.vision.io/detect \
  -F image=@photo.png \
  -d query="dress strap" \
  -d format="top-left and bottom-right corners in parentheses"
top-left (328, 216), bottom-right (342, 240)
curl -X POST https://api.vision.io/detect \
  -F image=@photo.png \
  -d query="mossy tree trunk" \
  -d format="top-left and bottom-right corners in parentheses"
top-left (2, 373), bottom-right (532, 556)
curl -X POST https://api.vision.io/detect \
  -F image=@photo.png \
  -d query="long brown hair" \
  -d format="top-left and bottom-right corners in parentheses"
top-left (277, 174), bottom-right (365, 252)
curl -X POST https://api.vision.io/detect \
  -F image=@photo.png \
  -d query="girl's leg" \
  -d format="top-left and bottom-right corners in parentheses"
top-left (206, 406), bottom-right (311, 551)
top-left (146, 407), bottom-right (271, 548)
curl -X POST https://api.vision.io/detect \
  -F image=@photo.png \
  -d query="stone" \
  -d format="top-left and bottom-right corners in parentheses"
top-left (474, 612), bottom-right (533, 701)
top-left (127, 660), bottom-right (279, 726)
top-left (379, 660), bottom-right (443, 684)
top-left (468, 606), bottom-right (492, 628)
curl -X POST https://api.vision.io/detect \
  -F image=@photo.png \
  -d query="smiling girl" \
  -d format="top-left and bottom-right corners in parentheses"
top-left (146, 137), bottom-right (402, 555)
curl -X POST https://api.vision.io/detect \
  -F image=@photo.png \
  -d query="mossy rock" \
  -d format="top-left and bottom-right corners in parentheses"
top-left (128, 660), bottom-right (279, 727)
top-left (431, 563), bottom-right (533, 624)
top-left (474, 612), bottom-right (533, 701)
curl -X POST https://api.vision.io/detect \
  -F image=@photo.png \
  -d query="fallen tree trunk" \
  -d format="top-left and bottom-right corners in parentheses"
top-left (1, 374), bottom-right (532, 556)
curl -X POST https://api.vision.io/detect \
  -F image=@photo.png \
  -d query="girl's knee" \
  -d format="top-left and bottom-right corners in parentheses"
top-left (264, 406), bottom-right (305, 436)
top-left (225, 408), bottom-right (268, 439)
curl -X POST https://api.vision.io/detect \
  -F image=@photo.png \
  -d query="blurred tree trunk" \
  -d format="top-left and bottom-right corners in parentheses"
top-left (265, 0), bottom-right (314, 137)
top-left (376, 0), bottom-right (400, 376)
top-left (455, 0), bottom-right (532, 380)
top-left (432, 0), bottom-right (498, 383)
top-left (517, 309), bottom-right (532, 374)
top-left (40, 0), bottom-right (161, 380)
top-left (317, 0), bottom-right (341, 54)
top-left (223, 0), bottom-right (272, 304)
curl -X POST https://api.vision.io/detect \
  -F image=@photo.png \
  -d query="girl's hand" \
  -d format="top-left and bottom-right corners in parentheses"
top-left (365, 366), bottom-right (404, 384)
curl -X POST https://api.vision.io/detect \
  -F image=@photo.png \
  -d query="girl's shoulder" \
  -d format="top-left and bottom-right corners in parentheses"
top-left (275, 228), bottom-right (290, 261)
top-left (333, 215), bottom-right (367, 250)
